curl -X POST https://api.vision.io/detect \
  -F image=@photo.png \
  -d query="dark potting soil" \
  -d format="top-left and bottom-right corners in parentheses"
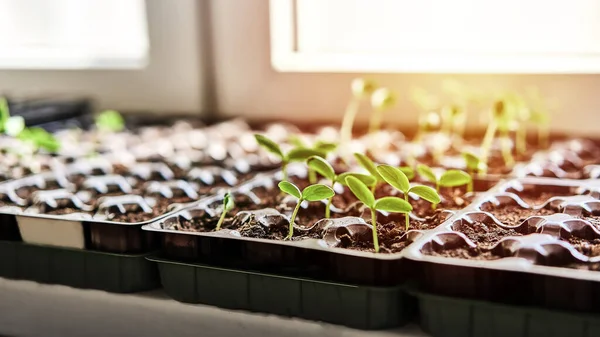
top-left (339, 219), bottom-right (429, 254)
top-left (481, 202), bottom-right (556, 226)
top-left (454, 220), bottom-right (524, 249)
top-left (107, 196), bottom-right (194, 223)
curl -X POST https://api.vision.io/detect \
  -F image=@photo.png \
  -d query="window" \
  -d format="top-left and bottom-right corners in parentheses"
top-left (270, 0), bottom-right (600, 73)
top-left (0, 0), bottom-right (148, 69)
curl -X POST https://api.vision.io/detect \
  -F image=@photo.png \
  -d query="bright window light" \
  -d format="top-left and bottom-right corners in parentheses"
top-left (0, 0), bottom-right (149, 69)
top-left (270, 0), bottom-right (600, 73)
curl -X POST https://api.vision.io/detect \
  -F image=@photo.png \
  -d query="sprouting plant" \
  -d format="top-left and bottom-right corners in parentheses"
top-left (344, 176), bottom-right (412, 253)
top-left (215, 192), bottom-right (234, 231)
top-left (289, 135), bottom-right (338, 183)
top-left (417, 164), bottom-right (473, 198)
top-left (96, 110), bottom-right (125, 132)
top-left (17, 127), bottom-right (61, 153)
top-left (376, 165), bottom-right (440, 230)
top-left (410, 87), bottom-right (440, 141)
top-left (353, 153), bottom-right (414, 192)
top-left (278, 181), bottom-right (335, 240)
top-left (504, 93), bottom-right (531, 156)
top-left (479, 98), bottom-right (517, 168)
top-left (306, 155), bottom-right (376, 218)
top-left (440, 79), bottom-right (469, 139)
top-left (462, 152), bottom-right (487, 176)
top-left (369, 88), bottom-right (396, 135)
top-left (254, 134), bottom-right (325, 181)
top-left (340, 78), bottom-right (376, 162)
top-left (0, 97), bottom-right (25, 137)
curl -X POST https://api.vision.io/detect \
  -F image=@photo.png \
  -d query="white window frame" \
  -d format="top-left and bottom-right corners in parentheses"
top-left (270, 0), bottom-right (600, 74)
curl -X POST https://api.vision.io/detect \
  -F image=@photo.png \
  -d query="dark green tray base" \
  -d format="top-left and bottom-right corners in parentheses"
top-left (149, 255), bottom-right (415, 330)
top-left (0, 240), bottom-right (159, 293)
top-left (416, 290), bottom-right (600, 337)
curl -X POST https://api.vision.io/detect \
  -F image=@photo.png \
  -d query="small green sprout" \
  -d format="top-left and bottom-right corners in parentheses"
top-left (306, 155), bottom-right (376, 218)
top-left (345, 176), bottom-right (412, 253)
top-left (0, 98), bottom-right (26, 137)
top-left (377, 165), bottom-right (440, 230)
top-left (289, 135), bottom-right (338, 183)
top-left (417, 164), bottom-right (473, 197)
top-left (441, 79), bottom-right (469, 139)
top-left (369, 88), bottom-right (396, 135)
top-left (340, 78), bottom-right (376, 162)
top-left (526, 87), bottom-right (551, 148)
top-left (96, 110), bottom-right (125, 132)
top-left (255, 134), bottom-right (325, 181)
top-left (278, 181), bottom-right (335, 240)
top-left (353, 152), bottom-right (414, 191)
top-left (17, 127), bottom-right (60, 153)
top-left (480, 98), bottom-right (517, 168)
top-left (462, 152), bottom-right (487, 176)
top-left (410, 87), bottom-right (439, 140)
top-left (215, 192), bottom-right (235, 231)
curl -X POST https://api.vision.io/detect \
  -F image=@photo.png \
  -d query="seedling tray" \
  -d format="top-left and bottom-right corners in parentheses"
top-left (414, 290), bottom-right (600, 337)
top-left (0, 240), bottom-right (159, 292)
top-left (404, 176), bottom-right (600, 313)
top-left (148, 254), bottom-right (414, 330)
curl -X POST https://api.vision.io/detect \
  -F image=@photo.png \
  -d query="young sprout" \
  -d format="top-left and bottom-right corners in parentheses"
top-left (17, 127), bottom-right (60, 153)
top-left (505, 93), bottom-right (530, 156)
top-left (96, 110), bottom-right (125, 132)
top-left (215, 192), bottom-right (234, 231)
top-left (0, 98), bottom-right (26, 137)
top-left (278, 181), bottom-right (335, 240)
top-left (340, 78), bottom-right (376, 162)
top-left (441, 79), bottom-right (469, 139)
top-left (289, 135), bottom-right (338, 183)
top-left (345, 176), bottom-right (412, 253)
top-left (417, 164), bottom-right (473, 209)
top-left (369, 88), bottom-right (396, 135)
top-left (479, 98), bottom-right (516, 168)
top-left (410, 87), bottom-right (440, 141)
top-left (306, 155), bottom-right (376, 218)
top-left (254, 134), bottom-right (325, 181)
top-left (353, 152), bottom-right (415, 191)
top-left (462, 152), bottom-right (487, 176)
top-left (376, 165), bottom-right (440, 230)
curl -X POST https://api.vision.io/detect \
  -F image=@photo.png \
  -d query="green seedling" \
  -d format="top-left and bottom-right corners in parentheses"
top-left (480, 98), bottom-right (517, 169)
top-left (354, 152), bottom-right (413, 192)
top-left (504, 93), bottom-right (530, 156)
top-left (306, 155), bottom-right (376, 218)
top-left (340, 78), bottom-right (376, 162)
top-left (289, 135), bottom-right (338, 183)
top-left (0, 98), bottom-right (26, 137)
top-left (441, 79), bottom-right (469, 139)
top-left (377, 165), bottom-right (440, 230)
top-left (278, 181), bottom-right (335, 240)
top-left (255, 134), bottom-right (325, 181)
top-left (17, 127), bottom-right (61, 153)
top-left (369, 88), bottom-right (396, 136)
top-left (96, 110), bottom-right (125, 132)
top-left (215, 192), bottom-right (234, 231)
top-left (410, 87), bottom-right (440, 140)
top-left (345, 176), bottom-right (412, 253)
top-left (417, 164), bottom-right (473, 209)
top-left (462, 152), bottom-right (487, 176)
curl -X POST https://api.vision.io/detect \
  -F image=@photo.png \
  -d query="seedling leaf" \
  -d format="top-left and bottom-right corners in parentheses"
top-left (96, 110), bottom-right (125, 132)
top-left (462, 152), bottom-right (481, 171)
top-left (288, 134), bottom-right (307, 148)
top-left (287, 148), bottom-right (325, 161)
top-left (223, 192), bottom-right (234, 212)
top-left (254, 134), bottom-right (284, 158)
top-left (376, 165), bottom-right (410, 193)
top-left (302, 184), bottom-right (335, 202)
top-left (440, 170), bottom-right (472, 188)
top-left (354, 153), bottom-right (382, 181)
top-left (4, 116), bottom-right (25, 136)
top-left (374, 197), bottom-right (412, 213)
top-left (399, 166), bottom-right (415, 180)
top-left (278, 181), bottom-right (301, 199)
top-left (417, 164), bottom-right (437, 184)
top-left (409, 185), bottom-right (441, 204)
top-left (0, 97), bottom-right (9, 132)
top-left (18, 127), bottom-right (61, 153)
top-left (345, 176), bottom-right (375, 208)
top-left (307, 156), bottom-right (335, 181)
top-left (336, 172), bottom-right (376, 187)
top-left (314, 141), bottom-right (338, 153)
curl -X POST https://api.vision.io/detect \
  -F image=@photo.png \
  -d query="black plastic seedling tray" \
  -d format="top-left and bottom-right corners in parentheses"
top-left (148, 255), bottom-right (415, 330)
top-left (414, 290), bottom-right (600, 337)
top-left (0, 240), bottom-right (159, 293)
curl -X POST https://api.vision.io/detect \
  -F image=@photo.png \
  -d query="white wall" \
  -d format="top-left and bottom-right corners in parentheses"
top-left (210, 0), bottom-right (600, 136)
top-left (0, 0), bottom-right (203, 114)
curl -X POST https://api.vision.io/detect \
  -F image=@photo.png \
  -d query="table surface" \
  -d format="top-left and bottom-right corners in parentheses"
top-left (0, 278), bottom-right (428, 337)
